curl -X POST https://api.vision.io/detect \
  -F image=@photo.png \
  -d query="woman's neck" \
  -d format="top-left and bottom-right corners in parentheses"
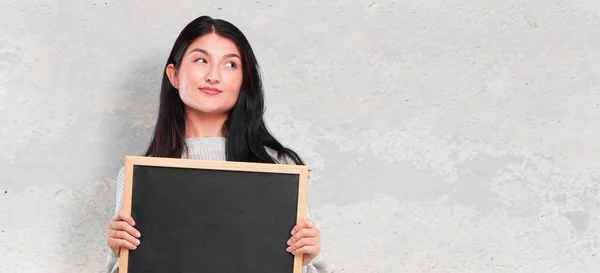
top-left (184, 109), bottom-right (228, 138)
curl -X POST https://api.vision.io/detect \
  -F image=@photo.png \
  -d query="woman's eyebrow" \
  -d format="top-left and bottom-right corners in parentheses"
top-left (188, 48), bottom-right (241, 60)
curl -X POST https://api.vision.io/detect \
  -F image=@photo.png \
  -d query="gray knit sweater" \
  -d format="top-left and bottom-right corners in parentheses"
top-left (104, 137), bottom-right (332, 273)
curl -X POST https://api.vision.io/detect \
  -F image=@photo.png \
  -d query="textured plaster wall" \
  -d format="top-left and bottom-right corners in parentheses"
top-left (1, 0), bottom-right (600, 272)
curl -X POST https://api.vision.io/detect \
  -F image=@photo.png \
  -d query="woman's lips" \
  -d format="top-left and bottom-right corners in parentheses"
top-left (199, 86), bottom-right (221, 95)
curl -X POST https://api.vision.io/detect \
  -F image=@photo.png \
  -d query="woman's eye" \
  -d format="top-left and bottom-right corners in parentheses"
top-left (225, 62), bottom-right (237, 68)
top-left (195, 58), bottom-right (207, 63)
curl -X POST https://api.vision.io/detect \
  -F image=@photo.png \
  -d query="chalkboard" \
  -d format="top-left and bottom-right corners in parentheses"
top-left (118, 156), bottom-right (308, 273)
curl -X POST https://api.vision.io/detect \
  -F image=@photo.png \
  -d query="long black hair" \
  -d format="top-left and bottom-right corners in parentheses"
top-left (144, 15), bottom-right (304, 165)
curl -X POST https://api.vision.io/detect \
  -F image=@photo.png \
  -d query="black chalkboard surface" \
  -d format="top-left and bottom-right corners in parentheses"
top-left (118, 156), bottom-right (308, 273)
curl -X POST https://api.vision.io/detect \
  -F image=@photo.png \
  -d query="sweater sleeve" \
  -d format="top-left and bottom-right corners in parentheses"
top-left (301, 202), bottom-right (334, 273)
top-left (104, 166), bottom-right (125, 273)
top-left (276, 153), bottom-right (334, 273)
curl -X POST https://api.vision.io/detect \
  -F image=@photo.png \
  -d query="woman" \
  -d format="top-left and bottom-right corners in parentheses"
top-left (104, 15), bottom-right (331, 273)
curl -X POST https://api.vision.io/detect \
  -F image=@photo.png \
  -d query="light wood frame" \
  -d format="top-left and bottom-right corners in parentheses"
top-left (118, 155), bottom-right (308, 273)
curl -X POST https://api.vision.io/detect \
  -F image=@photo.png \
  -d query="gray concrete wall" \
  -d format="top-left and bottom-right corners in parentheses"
top-left (1, 0), bottom-right (599, 272)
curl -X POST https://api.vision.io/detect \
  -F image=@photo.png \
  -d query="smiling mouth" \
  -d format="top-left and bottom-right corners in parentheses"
top-left (199, 87), bottom-right (221, 95)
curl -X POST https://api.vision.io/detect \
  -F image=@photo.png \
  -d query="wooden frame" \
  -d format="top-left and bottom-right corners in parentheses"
top-left (118, 155), bottom-right (308, 273)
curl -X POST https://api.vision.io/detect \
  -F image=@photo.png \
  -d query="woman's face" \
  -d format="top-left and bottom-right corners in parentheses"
top-left (166, 33), bottom-right (243, 116)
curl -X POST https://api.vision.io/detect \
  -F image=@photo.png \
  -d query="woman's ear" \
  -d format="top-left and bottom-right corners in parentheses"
top-left (165, 64), bottom-right (179, 89)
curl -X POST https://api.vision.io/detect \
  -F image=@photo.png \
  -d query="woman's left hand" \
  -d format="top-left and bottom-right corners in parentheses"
top-left (287, 218), bottom-right (321, 266)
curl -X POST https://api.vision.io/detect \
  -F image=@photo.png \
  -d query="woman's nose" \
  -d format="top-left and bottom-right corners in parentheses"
top-left (205, 66), bottom-right (220, 83)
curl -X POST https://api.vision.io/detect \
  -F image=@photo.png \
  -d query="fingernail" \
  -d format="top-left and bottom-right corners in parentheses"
top-left (291, 230), bottom-right (296, 235)
top-left (287, 239), bottom-right (291, 245)
top-left (286, 247), bottom-right (291, 252)
top-left (132, 221), bottom-right (135, 226)
top-left (135, 239), bottom-right (140, 245)
top-left (132, 246), bottom-right (137, 250)
top-left (136, 232), bottom-right (141, 238)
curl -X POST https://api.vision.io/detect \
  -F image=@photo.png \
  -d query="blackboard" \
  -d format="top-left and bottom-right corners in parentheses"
top-left (118, 156), bottom-right (308, 273)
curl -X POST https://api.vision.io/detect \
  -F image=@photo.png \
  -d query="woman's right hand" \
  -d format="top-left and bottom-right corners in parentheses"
top-left (106, 210), bottom-right (141, 257)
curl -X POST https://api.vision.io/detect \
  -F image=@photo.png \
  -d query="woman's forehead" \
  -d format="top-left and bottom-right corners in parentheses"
top-left (187, 33), bottom-right (240, 57)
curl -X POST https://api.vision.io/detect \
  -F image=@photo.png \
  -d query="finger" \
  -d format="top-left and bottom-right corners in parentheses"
top-left (286, 237), bottom-right (318, 253)
top-left (108, 237), bottom-right (138, 250)
top-left (287, 228), bottom-right (319, 245)
top-left (116, 210), bottom-right (136, 226)
top-left (113, 210), bottom-right (135, 226)
top-left (290, 245), bottom-right (320, 256)
top-left (112, 228), bottom-right (141, 247)
top-left (110, 221), bottom-right (141, 239)
top-left (291, 218), bottom-right (314, 235)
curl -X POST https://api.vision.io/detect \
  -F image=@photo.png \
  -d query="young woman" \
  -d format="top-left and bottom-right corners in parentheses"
top-left (104, 15), bottom-right (331, 273)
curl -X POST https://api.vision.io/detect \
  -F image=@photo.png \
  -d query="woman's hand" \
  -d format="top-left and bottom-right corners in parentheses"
top-left (106, 210), bottom-right (141, 257)
top-left (287, 218), bottom-right (321, 266)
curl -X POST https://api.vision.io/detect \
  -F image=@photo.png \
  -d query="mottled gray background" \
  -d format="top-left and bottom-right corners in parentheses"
top-left (1, 0), bottom-right (600, 272)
